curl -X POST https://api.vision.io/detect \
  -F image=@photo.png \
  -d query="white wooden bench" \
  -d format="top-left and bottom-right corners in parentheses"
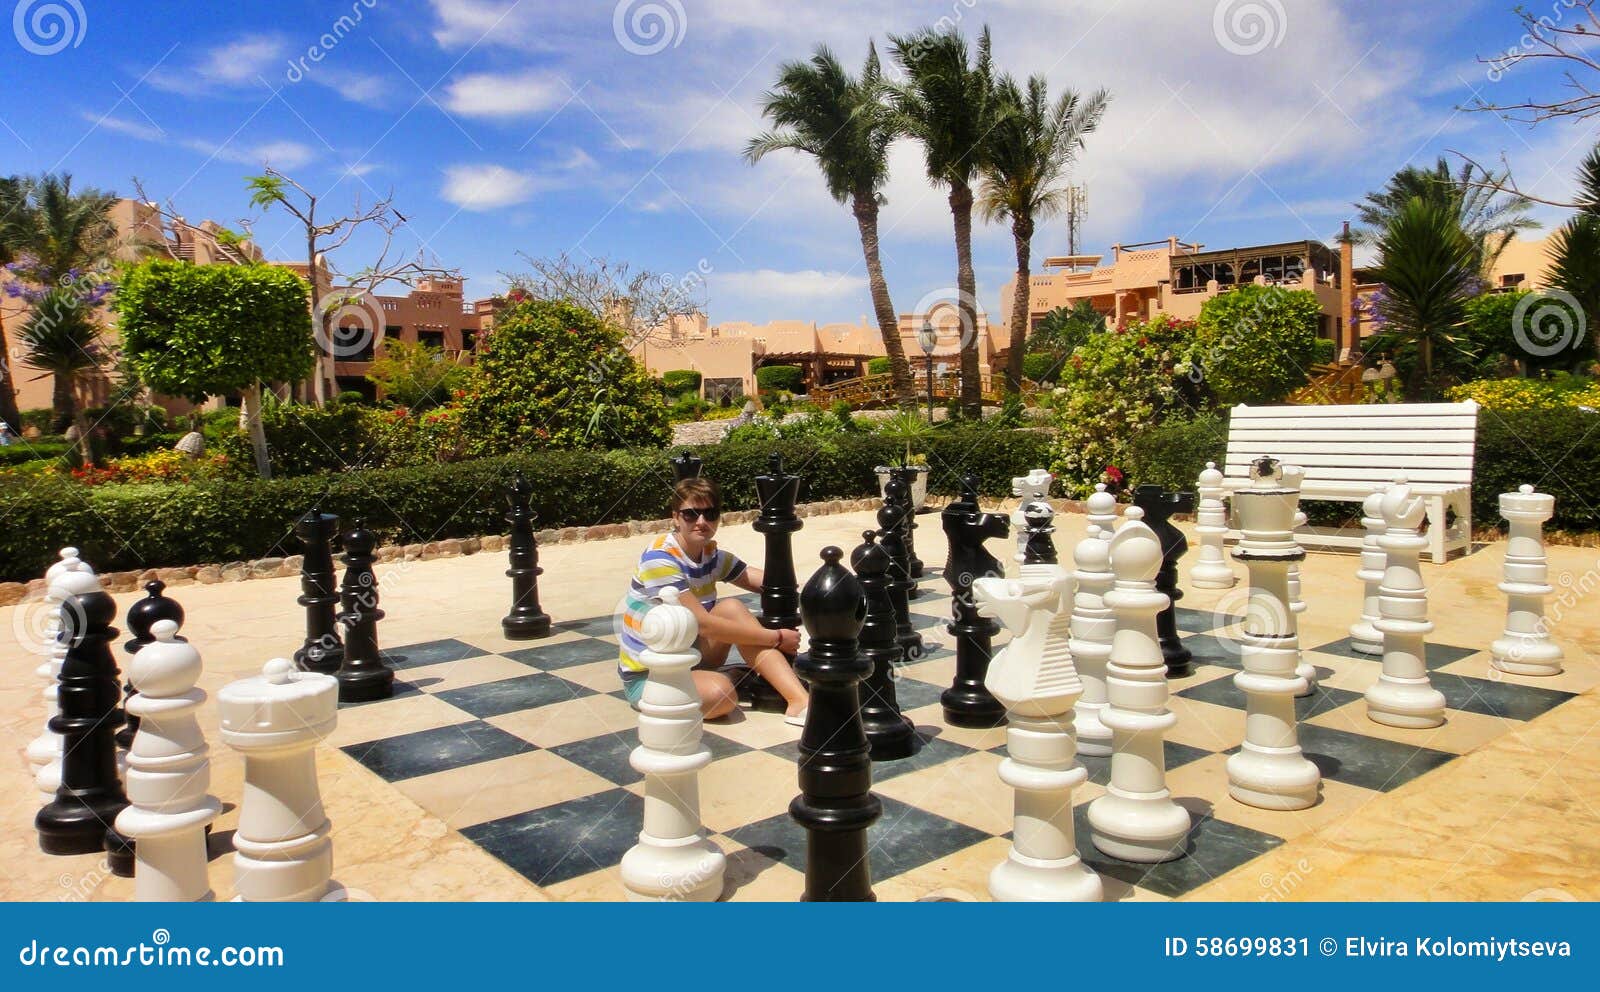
top-left (1220, 401), bottom-right (1479, 564)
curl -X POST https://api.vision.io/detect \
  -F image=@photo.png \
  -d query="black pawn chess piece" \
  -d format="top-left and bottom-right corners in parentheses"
top-left (37, 578), bottom-right (131, 871)
top-left (851, 530), bottom-right (917, 761)
top-left (502, 472), bottom-right (552, 639)
top-left (940, 474), bottom-right (1010, 728)
top-left (1020, 500), bottom-right (1059, 565)
top-left (293, 508), bottom-right (344, 674)
top-left (876, 476), bottom-right (923, 661)
top-left (889, 466), bottom-right (925, 585)
top-left (791, 547), bottom-right (882, 902)
top-left (335, 523), bottom-right (394, 702)
top-left (669, 451), bottom-right (703, 483)
top-left (117, 580), bottom-right (185, 752)
top-left (741, 452), bottom-right (801, 712)
top-left (1133, 484), bottom-right (1197, 678)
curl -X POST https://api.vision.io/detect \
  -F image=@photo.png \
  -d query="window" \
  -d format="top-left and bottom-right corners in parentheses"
top-left (418, 330), bottom-right (445, 350)
top-left (461, 329), bottom-right (477, 351)
top-left (1500, 273), bottom-right (1526, 288)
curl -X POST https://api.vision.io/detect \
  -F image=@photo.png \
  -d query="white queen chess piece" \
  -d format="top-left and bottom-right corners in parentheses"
top-left (1067, 525), bottom-right (1114, 757)
top-left (1491, 485), bottom-right (1564, 677)
top-left (1348, 491), bottom-right (1387, 656)
top-left (1010, 469), bottom-right (1056, 563)
top-left (1189, 462), bottom-right (1237, 589)
top-left (1365, 478), bottom-right (1447, 729)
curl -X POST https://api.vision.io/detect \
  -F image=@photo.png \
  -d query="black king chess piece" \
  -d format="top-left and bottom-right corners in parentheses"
top-left (335, 522), bottom-right (395, 702)
top-left (1133, 483), bottom-right (1197, 677)
top-left (117, 579), bottom-right (185, 752)
top-left (669, 451), bottom-right (703, 483)
top-left (876, 475), bottom-right (923, 661)
top-left (791, 547), bottom-right (882, 901)
top-left (293, 508), bottom-right (344, 674)
top-left (502, 472), bottom-right (553, 639)
top-left (37, 572), bottom-right (131, 873)
top-left (940, 474), bottom-right (1010, 728)
top-left (889, 466), bottom-right (925, 587)
top-left (1020, 499), bottom-right (1059, 565)
top-left (852, 529), bottom-right (917, 761)
top-left (741, 452), bottom-right (801, 712)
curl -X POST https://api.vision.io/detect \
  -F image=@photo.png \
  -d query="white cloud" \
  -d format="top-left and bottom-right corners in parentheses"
top-left (313, 71), bottom-right (389, 107)
top-left (710, 268), bottom-right (869, 314)
top-left (89, 113), bottom-right (164, 143)
top-left (83, 113), bottom-right (313, 170)
top-left (197, 35), bottom-right (286, 84)
top-left (443, 70), bottom-right (567, 118)
top-left (441, 164), bottom-right (538, 210)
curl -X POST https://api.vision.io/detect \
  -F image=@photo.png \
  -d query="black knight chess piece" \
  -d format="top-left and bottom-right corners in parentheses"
top-left (740, 452), bottom-right (801, 712)
top-left (293, 508), bottom-right (344, 674)
top-left (1133, 484), bottom-right (1197, 678)
top-left (669, 451), bottom-right (703, 483)
top-left (117, 580), bottom-right (185, 752)
top-left (941, 474), bottom-right (1010, 728)
top-left (876, 476), bottom-right (923, 661)
top-left (1020, 500), bottom-right (1059, 566)
top-left (335, 523), bottom-right (394, 702)
top-left (502, 472), bottom-right (553, 639)
top-left (889, 466), bottom-right (925, 585)
top-left (851, 529), bottom-right (917, 761)
top-left (791, 547), bottom-right (882, 901)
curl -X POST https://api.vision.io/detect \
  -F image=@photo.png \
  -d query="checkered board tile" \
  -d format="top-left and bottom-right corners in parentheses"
top-left (333, 572), bottom-right (1578, 902)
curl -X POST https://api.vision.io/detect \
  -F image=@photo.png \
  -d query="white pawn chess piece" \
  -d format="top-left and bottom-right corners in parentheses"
top-left (1348, 491), bottom-right (1387, 655)
top-left (1010, 469), bottom-right (1056, 563)
top-left (1491, 485), bottom-right (1564, 677)
top-left (1068, 525), bottom-right (1114, 757)
top-left (113, 620), bottom-right (222, 901)
top-left (976, 564), bottom-right (1101, 902)
top-left (620, 587), bottom-right (725, 902)
top-left (219, 658), bottom-right (339, 901)
top-left (1189, 463), bottom-right (1236, 589)
top-left (1225, 458), bottom-right (1321, 810)
top-left (1366, 478), bottom-right (1447, 729)
top-left (1087, 507), bottom-right (1190, 863)
top-left (28, 548), bottom-right (90, 800)
top-left (1086, 482), bottom-right (1119, 535)
top-left (1279, 464), bottom-right (1317, 696)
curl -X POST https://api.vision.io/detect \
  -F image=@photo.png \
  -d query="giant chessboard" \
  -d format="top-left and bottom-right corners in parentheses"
top-left (333, 569), bottom-right (1578, 901)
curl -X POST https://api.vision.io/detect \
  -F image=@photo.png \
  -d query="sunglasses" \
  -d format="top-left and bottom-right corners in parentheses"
top-left (676, 507), bottom-right (721, 523)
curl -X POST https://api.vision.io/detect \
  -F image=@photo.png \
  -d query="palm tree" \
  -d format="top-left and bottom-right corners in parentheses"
top-left (1545, 141), bottom-right (1600, 369)
top-left (1369, 197), bottom-right (1481, 398)
top-left (17, 287), bottom-right (106, 463)
top-left (979, 75), bottom-right (1108, 392)
top-left (890, 25), bottom-right (999, 418)
top-left (746, 45), bottom-right (917, 409)
top-left (0, 176), bottom-right (27, 427)
top-left (1353, 157), bottom-right (1536, 275)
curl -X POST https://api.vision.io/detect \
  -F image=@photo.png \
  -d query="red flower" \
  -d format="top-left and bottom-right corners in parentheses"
top-left (1104, 466), bottom-right (1124, 484)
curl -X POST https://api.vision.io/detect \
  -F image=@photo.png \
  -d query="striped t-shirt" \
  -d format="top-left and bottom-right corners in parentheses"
top-left (618, 532), bottom-right (747, 678)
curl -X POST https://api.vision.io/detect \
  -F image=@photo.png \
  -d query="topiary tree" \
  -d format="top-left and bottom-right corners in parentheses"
top-left (1191, 284), bottom-right (1322, 406)
top-left (115, 260), bottom-right (314, 479)
top-left (459, 297), bottom-right (669, 453)
top-left (756, 364), bottom-right (805, 393)
top-left (866, 356), bottom-right (892, 375)
top-left (660, 369), bottom-right (703, 396)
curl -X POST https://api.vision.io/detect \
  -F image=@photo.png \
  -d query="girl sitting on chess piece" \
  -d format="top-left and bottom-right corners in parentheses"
top-left (618, 477), bottom-right (809, 724)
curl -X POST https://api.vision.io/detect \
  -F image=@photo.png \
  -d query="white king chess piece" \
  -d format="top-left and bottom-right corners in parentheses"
top-left (620, 586), bottom-right (726, 901)
top-left (976, 563), bottom-right (1101, 902)
top-left (1010, 468), bottom-right (1056, 563)
top-left (1365, 478), bottom-right (1447, 729)
top-left (1491, 485), bottom-right (1564, 677)
top-left (1189, 462), bottom-right (1237, 589)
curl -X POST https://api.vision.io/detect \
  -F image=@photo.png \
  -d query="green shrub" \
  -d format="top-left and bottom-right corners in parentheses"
top-left (1124, 414), bottom-right (1228, 493)
top-left (756, 365), bottom-right (805, 393)
top-left (1312, 337), bottom-right (1336, 363)
top-left (19, 408), bottom-right (53, 433)
top-left (661, 370), bottom-right (702, 394)
top-left (1192, 285), bottom-right (1321, 406)
top-left (866, 357), bottom-right (892, 375)
top-left (0, 441), bottom-right (71, 466)
top-left (215, 402), bottom-right (376, 477)
top-left (1448, 374), bottom-right (1600, 412)
top-left (1022, 352), bottom-right (1064, 384)
top-left (1475, 409), bottom-right (1600, 532)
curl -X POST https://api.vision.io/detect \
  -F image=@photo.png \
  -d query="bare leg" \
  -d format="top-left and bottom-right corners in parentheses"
top-left (708, 599), bottom-right (808, 716)
top-left (692, 670), bottom-right (739, 720)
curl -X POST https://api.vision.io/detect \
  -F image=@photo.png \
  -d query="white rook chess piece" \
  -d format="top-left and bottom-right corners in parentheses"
top-left (28, 548), bottom-right (90, 800)
top-left (1225, 458), bottom-right (1321, 810)
top-left (1010, 469), bottom-right (1055, 563)
top-left (620, 587), bottom-right (725, 902)
top-left (114, 620), bottom-right (222, 901)
top-left (219, 658), bottom-right (338, 901)
top-left (1190, 463), bottom-right (1237, 589)
top-left (1280, 464), bottom-right (1317, 696)
top-left (1068, 525), bottom-right (1114, 757)
top-left (1491, 485), bottom-right (1564, 677)
top-left (1088, 507), bottom-right (1190, 863)
top-left (1348, 491), bottom-right (1386, 656)
top-left (1365, 478), bottom-right (1447, 729)
top-left (976, 564), bottom-right (1101, 902)
top-left (1086, 483), bottom-right (1119, 535)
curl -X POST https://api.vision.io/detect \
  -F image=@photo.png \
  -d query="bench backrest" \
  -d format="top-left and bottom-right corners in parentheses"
top-left (1224, 401), bottom-right (1478, 487)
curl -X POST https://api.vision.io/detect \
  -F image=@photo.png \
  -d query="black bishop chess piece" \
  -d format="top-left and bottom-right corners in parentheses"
top-left (117, 579), bottom-right (185, 752)
top-left (335, 522), bottom-right (394, 702)
top-left (740, 452), bottom-right (801, 712)
top-left (669, 451), bottom-right (703, 483)
top-left (889, 467), bottom-right (925, 587)
top-left (37, 569), bottom-right (132, 875)
top-left (292, 508), bottom-right (344, 674)
top-left (791, 547), bottom-right (882, 901)
top-left (941, 474), bottom-right (1010, 728)
top-left (876, 475), bottom-right (923, 662)
top-left (1133, 483), bottom-right (1197, 678)
top-left (851, 529), bottom-right (917, 761)
top-left (1020, 499), bottom-right (1059, 566)
top-left (502, 472), bottom-right (553, 639)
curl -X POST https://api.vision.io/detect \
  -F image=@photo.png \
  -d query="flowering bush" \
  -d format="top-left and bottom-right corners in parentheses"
top-left (60, 449), bottom-right (233, 486)
top-left (1448, 375), bottom-right (1600, 412)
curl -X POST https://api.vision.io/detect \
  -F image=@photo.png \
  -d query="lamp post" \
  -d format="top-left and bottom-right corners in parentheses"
top-left (917, 318), bottom-right (937, 424)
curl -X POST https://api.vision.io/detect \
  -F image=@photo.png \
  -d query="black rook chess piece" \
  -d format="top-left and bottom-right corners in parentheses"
top-left (739, 452), bottom-right (801, 712)
top-left (335, 523), bottom-right (394, 702)
top-left (502, 472), bottom-right (553, 639)
top-left (941, 474), bottom-right (1010, 728)
top-left (1020, 500), bottom-right (1059, 565)
top-left (876, 476), bottom-right (923, 661)
top-left (1133, 484), bottom-right (1197, 678)
top-left (117, 580), bottom-right (185, 752)
top-left (889, 466), bottom-right (925, 585)
top-left (851, 530), bottom-right (917, 761)
top-left (791, 547), bottom-right (882, 901)
top-left (669, 451), bottom-right (703, 483)
top-left (293, 508), bottom-right (344, 674)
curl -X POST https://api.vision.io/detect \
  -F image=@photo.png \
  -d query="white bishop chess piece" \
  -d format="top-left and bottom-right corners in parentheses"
top-left (1067, 525), bottom-right (1114, 757)
top-left (975, 562), bottom-right (1101, 902)
top-left (1189, 463), bottom-right (1237, 589)
top-left (1348, 491), bottom-right (1387, 656)
top-left (113, 620), bottom-right (222, 901)
top-left (1010, 469), bottom-right (1056, 563)
top-left (1491, 485), bottom-right (1564, 677)
top-left (620, 587), bottom-right (725, 901)
top-left (1365, 478), bottom-right (1447, 729)
top-left (28, 548), bottom-right (90, 800)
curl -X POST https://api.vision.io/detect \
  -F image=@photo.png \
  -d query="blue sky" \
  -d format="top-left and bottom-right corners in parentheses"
top-left (2, 0), bottom-right (1595, 325)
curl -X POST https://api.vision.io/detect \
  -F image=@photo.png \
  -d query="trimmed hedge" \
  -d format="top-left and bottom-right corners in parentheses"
top-left (1124, 415), bottom-right (1227, 493)
top-left (0, 441), bottom-right (71, 466)
top-left (756, 365), bottom-right (805, 393)
top-left (867, 357), bottom-right (891, 375)
top-left (661, 370), bottom-right (702, 394)
top-left (0, 428), bottom-right (1055, 581)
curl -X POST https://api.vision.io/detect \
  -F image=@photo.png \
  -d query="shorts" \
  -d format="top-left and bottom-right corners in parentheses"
top-left (621, 672), bottom-right (646, 708)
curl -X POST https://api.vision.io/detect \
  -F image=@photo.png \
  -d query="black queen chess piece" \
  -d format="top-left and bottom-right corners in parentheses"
top-left (669, 451), bottom-right (703, 483)
top-left (740, 452), bottom-right (801, 712)
top-left (1132, 484), bottom-right (1197, 678)
top-left (852, 529), bottom-right (917, 761)
top-left (335, 522), bottom-right (394, 703)
top-left (791, 547), bottom-right (882, 901)
top-left (502, 472), bottom-right (553, 639)
top-left (876, 475), bottom-right (923, 661)
top-left (941, 474), bottom-right (1010, 728)
top-left (293, 508), bottom-right (344, 674)
top-left (117, 579), bottom-right (186, 752)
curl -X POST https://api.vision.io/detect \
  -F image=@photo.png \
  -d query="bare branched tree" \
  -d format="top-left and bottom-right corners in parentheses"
top-left (1470, 1), bottom-right (1600, 123)
top-left (504, 251), bottom-right (708, 350)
